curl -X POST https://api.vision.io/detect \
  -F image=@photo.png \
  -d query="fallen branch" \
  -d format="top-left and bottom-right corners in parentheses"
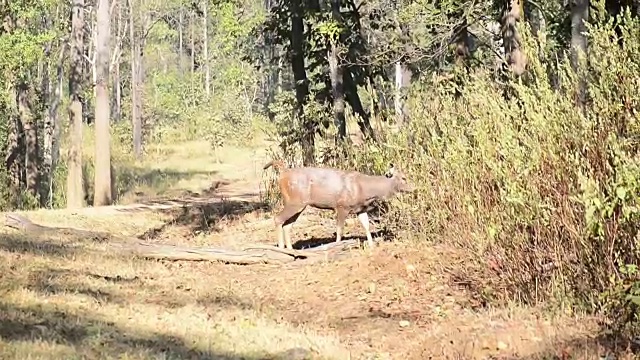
top-left (4, 213), bottom-right (358, 266)
top-left (108, 241), bottom-right (294, 265)
top-left (5, 213), bottom-right (49, 232)
top-left (302, 239), bottom-right (362, 252)
top-left (242, 244), bottom-right (322, 259)
top-left (5, 213), bottom-right (111, 241)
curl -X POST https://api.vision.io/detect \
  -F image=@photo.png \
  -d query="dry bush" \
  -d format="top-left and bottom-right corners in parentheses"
top-left (304, 12), bottom-right (640, 335)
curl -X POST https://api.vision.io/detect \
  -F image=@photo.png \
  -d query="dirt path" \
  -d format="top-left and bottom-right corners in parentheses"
top-left (0, 141), bottom-right (607, 360)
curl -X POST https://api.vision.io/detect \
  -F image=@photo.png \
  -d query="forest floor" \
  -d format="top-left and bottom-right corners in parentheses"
top-left (0, 138), bottom-right (632, 360)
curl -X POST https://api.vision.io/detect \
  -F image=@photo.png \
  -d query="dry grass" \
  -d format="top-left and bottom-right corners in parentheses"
top-left (112, 139), bottom-right (271, 205)
top-left (0, 139), bottom-right (631, 360)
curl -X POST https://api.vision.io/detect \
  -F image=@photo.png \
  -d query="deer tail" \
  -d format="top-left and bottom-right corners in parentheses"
top-left (263, 159), bottom-right (286, 172)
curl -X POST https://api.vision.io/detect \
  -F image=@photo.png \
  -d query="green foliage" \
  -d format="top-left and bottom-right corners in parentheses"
top-left (601, 264), bottom-right (640, 336)
top-left (266, 89), bottom-right (333, 165)
top-left (275, 10), bottom-right (640, 335)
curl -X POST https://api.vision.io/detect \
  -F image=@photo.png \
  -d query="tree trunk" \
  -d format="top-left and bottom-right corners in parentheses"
top-left (203, 0), bottom-right (210, 96)
top-left (6, 106), bottom-right (24, 203)
top-left (94, 0), bottom-right (112, 206)
top-left (1, 9), bottom-right (22, 205)
top-left (262, 0), bottom-right (276, 117)
top-left (43, 44), bottom-right (66, 207)
top-left (571, 0), bottom-right (589, 65)
top-left (342, 0), bottom-right (376, 137)
top-left (128, 0), bottom-right (142, 159)
top-left (41, 48), bottom-right (52, 206)
top-left (112, 0), bottom-right (123, 122)
top-left (191, 11), bottom-right (195, 74)
top-left (290, 0), bottom-right (313, 165)
top-left (328, 42), bottom-right (346, 140)
top-left (67, 0), bottom-right (86, 209)
top-left (179, 8), bottom-right (184, 74)
top-left (344, 69), bottom-right (374, 139)
top-left (114, 57), bottom-right (121, 121)
top-left (329, 0), bottom-right (346, 140)
top-left (571, 0), bottom-right (589, 106)
top-left (524, 0), bottom-right (545, 37)
top-left (392, 8), bottom-right (412, 128)
top-left (393, 62), bottom-right (412, 126)
top-left (90, 11), bottom-right (98, 103)
top-left (276, 49), bottom-right (284, 94)
top-left (454, 17), bottom-right (471, 63)
top-left (501, 0), bottom-right (527, 76)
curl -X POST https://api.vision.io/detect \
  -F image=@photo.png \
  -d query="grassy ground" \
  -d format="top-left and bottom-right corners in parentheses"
top-left (0, 137), bottom-right (632, 359)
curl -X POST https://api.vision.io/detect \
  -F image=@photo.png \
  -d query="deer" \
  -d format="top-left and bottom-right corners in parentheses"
top-left (263, 160), bottom-right (415, 250)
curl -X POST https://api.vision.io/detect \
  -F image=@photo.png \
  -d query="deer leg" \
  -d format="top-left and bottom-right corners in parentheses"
top-left (275, 204), bottom-right (305, 249)
top-left (357, 212), bottom-right (375, 249)
top-left (335, 207), bottom-right (348, 243)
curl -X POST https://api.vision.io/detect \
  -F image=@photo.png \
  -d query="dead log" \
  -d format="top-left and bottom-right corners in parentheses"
top-left (108, 241), bottom-right (296, 264)
top-left (242, 244), bottom-right (322, 259)
top-left (3, 213), bottom-right (359, 266)
top-left (5, 213), bottom-right (50, 232)
top-left (302, 239), bottom-right (361, 252)
top-left (5, 213), bottom-right (111, 242)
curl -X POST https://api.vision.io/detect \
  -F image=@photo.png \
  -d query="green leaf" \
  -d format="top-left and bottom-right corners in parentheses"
top-left (626, 295), bottom-right (640, 306)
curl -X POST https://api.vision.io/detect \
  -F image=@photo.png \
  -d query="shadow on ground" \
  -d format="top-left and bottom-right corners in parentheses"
top-left (0, 266), bottom-right (315, 359)
top-left (504, 333), bottom-right (639, 359)
top-left (292, 229), bottom-right (394, 250)
top-left (0, 301), bottom-right (301, 360)
top-left (0, 234), bottom-right (76, 258)
top-left (106, 166), bottom-right (218, 204)
top-left (140, 197), bottom-right (271, 239)
top-left (10, 265), bottom-right (258, 313)
top-left (23, 268), bottom-right (125, 305)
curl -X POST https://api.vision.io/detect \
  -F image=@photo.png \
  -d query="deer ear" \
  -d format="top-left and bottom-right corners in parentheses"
top-left (385, 163), bottom-right (396, 178)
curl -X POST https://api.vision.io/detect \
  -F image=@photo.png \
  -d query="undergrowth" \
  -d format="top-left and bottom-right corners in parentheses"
top-left (266, 11), bottom-right (640, 336)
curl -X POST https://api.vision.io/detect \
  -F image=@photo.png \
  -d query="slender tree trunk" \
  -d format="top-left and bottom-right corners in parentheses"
top-left (276, 51), bottom-right (284, 93)
top-left (571, 0), bottom-right (589, 106)
top-left (191, 11), bottom-right (195, 74)
top-left (328, 42), bottom-right (346, 140)
top-left (524, 0), bottom-right (545, 37)
top-left (501, 0), bottom-right (527, 76)
top-left (179, 8), bottom-right (184, 74)
top-left (263, 0), bottom-right (276, 117)
top-left (342, 0), bottom-right (376, 137)
top-left (41, 40), bottom-right (52, 206)
top-left (114, 57), bottom-right (121, 121)
top-left (128, 0), bottom-right (142, 159)
top-left (393, 63), bottom-right (412, 125)
top-left (112, 0), bottom-right (123, 122)
top-left (392, 9), bottom-right (412, 127)
top-left (6, 107), bottom-right (24, 203)
top-left (90, 10), bottom-right (98, 103)
top-left (454, 17), bottom-right (471, 63)
top-left (290, 0), bottom-right (313, 165)
top-left (17, 81), bottom-right (39, 198)
top-left (42, 44), bottom-right (66, 207)
top-left (344, 69), bottom-right (374, 139)
top-left (94, 0), bottom-right (112, 206)
top-left (393, 62), bottom-right (401, 122)
top-left (329, 0), bottom-right (346, 140)
top-left (67, 0), bottom-right (86, 209)
top-left (203, 0), bottom-right (210, 96)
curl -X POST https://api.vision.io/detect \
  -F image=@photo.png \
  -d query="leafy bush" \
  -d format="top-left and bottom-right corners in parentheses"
top-left (270, 10), bottom-right (640, 334)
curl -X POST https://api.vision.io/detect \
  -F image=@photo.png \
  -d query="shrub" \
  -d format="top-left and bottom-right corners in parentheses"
top-left (270, 10), bottom-right (640, 334)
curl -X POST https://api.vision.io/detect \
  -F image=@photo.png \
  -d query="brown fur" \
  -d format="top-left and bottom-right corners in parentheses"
top-left (264, 162), bottom-right (415, 250)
